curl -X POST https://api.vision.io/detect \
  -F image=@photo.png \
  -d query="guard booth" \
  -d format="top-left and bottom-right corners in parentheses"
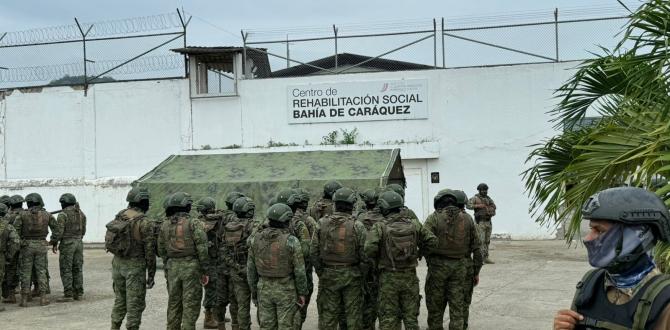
top-left (135, 148), bottom-right (405, 218)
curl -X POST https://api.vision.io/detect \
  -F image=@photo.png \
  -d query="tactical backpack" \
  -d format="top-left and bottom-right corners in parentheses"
top-left (223, 219), bottom-right (252, 266)
top-left (319, 214), bottom-right (359, 266)
top-left (165, 215), bottom-right (196, 258)
top-left (254, 228), bottom-right (292, 278)
top-left (105, 211), bottom-right (135, 256)
top-left (21, 209), bottom-right (50, 240)
top-left (433, 208), bottom-right (471, 258)
top-left (380, 216), bottom-right (418, 270)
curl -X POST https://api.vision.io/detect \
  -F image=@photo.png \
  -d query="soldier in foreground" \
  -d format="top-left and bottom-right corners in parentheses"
top-left (467, 183), bottom-right (496, 264)
top-left (0, 203), bottom-right (20, 312)
top-left (311, 187), bottom-right (367, 330)
top-left (1, 194), bottom-right (23, 304)
top-left (365, 191), bottom-right (437, 330)
top-left (424, 189), bottom-right (482, 330)
top-left (52, 193), bottom-right (87, 302)
top-left (158, 192), bottom-right (211, 330)
top-left (107, 187), bottom-right (157, 330)
top-left (554, 187), bottom-right (670, 330)
top-left (357, 189), bottom-right (384, 330)
top-left (247, 203), bottom-right (308, 330)
top-left (13, 193), bottom-right (57, 307)
top-left (221, 196), bottom-right (256, 330)
top-left (453, 189), bottom-right (481, 329)
top-left (196, 197), bottom-right (224, 329)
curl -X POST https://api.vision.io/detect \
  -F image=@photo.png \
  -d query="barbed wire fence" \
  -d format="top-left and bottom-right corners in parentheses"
top-left (0, 10), bottom-right (190, 92)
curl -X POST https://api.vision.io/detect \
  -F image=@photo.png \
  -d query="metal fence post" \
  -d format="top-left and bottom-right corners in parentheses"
top-left (441, 18), bottom-right (445, 68)
top-left (433, 18), bottom-right (437, 68)
top-left (74, 18), bottom-right (89, 95)
top-left (286, 34), bottom-right (290, 68)
top-left (177, 9), bottom-right (189, 77)
top-left (554, 8), bottom-right (559, 62)
top-left (241, 31), bottom-right (248, 78)
top-left (333, 25), bottom-right (338, 70)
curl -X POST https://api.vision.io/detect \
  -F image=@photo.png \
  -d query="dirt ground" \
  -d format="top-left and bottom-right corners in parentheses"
top-left (1, 240), bottom-right (589, 329)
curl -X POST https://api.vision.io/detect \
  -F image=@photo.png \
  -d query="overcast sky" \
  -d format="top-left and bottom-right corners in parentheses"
top-left (0, 0), bottom-right (641, 46)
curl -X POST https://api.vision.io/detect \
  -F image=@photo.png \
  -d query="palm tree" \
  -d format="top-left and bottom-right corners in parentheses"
top-left (522, 0), bottom-right (670, 269)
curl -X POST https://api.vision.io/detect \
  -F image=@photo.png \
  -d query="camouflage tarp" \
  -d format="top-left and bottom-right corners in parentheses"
top-left (135, 149), bottom-right (405, 218)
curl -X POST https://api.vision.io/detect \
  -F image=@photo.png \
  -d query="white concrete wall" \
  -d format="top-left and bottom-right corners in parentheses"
top-left (0, 62), bottom-right (576, 241)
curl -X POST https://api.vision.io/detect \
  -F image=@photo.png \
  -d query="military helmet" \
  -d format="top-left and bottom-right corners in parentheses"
top-left (288, 188), bottom-right (310, 204)
top-left (165, 192), bottom-right (193, 208)
top-left (275, 189), bottom-right (295, 205)
top-left (377, 191), bottom-right (404, 212)
top-left (323, 180), bottom-right (343, 197)
top-left (59, 193), bottom-right (77, 205)
top-left (225, 191), bottom-right (246, 207)
top-left (267, 203), bottom-right (293, 223)
top-left (332, 187), bottom-right (357, 204)
top-left (360, 189), bottom-right (379, 205)
top-left (434, 189), bottom-right (458, 208)
top-left (196, 197), bottom-right (216, 212)
top-left (582, 187), bottom-right (670, 243)
top-left (162, 194), bottom-right (172, 209)
top-left (0, 203), bottom-right (7, 216)
top-left (0, 195), bottom-right (10, 206)
top-left (268, 197), bottom-right (277, 206)
top-left (385, 183), bottom-right (405, 198)
top-left (233, 196), bottom-right (255, 214)
top-left (10, 195), bottom-right (24, 205)
top-left (25, 193), bottom-right (44, 207)
top-left (453, 190), bottom-right (468, 205)
top-left (477, 183), bottom-right (489, 191)
top-left (126, 187), bottom-right (150, 203)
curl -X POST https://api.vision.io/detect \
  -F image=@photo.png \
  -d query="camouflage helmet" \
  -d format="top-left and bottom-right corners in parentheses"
top-left (386, 183), bottom-right (405, 198)
top-left (360, 189), bottom-right (379, 205)
top-left (195, 197), bottom-right (216, 212)
top-left (434, 189), bottom-right (458, 208)
top-left (233, 196), bottom-right (255, 214)
top-left (0, 203), bottom-right (7, 216)
top-left (378, 191), bottom-right (404, 212)
top-left (59, 193), bottom-right (77, 205)
top-left (453, 190), bottom-right (468, 206)
top-left (323, 180), bottom-right (343, 198)
top-left (267, 203), bottom-right (293, 223)
top-left (225, 191), bottom-right (246, 207)
top-left (332, 187), bottom-right (357, 204)
top-left (477, 183), bottom-right (489, 191)
top-left (0, 195), bottom-right (10, 206)
top-left (10, 195), bottom-right (24, 205)
top-left (275, 189), bottom-right (295, 205)
top-left (165, 192), bottom-right (193, 208)
top-left (582, 187), bottom-right (670, 243)
top-left (288, 188), bottom-right (310, 204)
top-left (25, 193), bottom-right (44, 207)
top-left (126, 187), bottom-right (150, 203)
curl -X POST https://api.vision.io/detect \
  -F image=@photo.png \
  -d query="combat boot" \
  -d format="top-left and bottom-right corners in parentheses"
top-left (204, 308), bottom-right (218, 329)
top-left (73, 293), bottom-right (82, 301)
top-left (56, 295), bottom-right (73, 303)
top-left (19, 293), bottom-right (28, 307)
top-left (231, 324), bottom-right (240, 330)
top-left (39, 293), bottom-right (49, 306)
top-left (217, 322), bottom-right (227, 330)
top-left (3, 293), bottom-right (16, 303)
top-left (31, 288), bottom-right (39, 297)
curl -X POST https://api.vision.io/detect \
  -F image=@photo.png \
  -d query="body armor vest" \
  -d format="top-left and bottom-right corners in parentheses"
top-left (62, 207), bottom-right (85, 239)
top-left (319, 213), bottom-right (359, 266)
top-left (379, 215), bottom-right (418, 271)
top-left (21, 208), bottom-right (49, 240)
top-left (432, 207), bottom-right (471, 258)
top-left (223, 218), bottom-right (252, 266)
top-left (254, 228), bottom-right (292, 278)
top-left (122, 208), bottom-right (147, 258)
top-left (358, 209), bottom-right (384, 230)
top-left (166, 214), bottom-right (196, 258)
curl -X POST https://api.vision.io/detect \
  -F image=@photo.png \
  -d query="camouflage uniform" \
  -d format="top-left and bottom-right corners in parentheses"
top-left (13, 200), bottom-right (58, 304)
top-left (0, 207), bottom-right (21, 311)
top-left (294, 208), bottom-right (318, 325)
top-left (357, 207), bottom-right (385, 330)
top-left (2, 204), bottom-right (23, 302)
top-left (310, 198), bottom-right (334, 223)
top-left (53, 201), bottom-right (87, 299)
top-left (109, 206), bottom-right (157, 330)
top-left (158, 202), bottom-right (211, 330)
top-left (312, 209), bottom-right (367, 330)
top-left (217, 208), bottom-right (239, 328)
top-left (466, 193), bottom-right (496, 261)
top-left (364, 192), bottom-right (437, 330)
top-left (424, 206), bottom-right (483, 330)
top-left (198, 206), bottom-right (227, 329)
top-left (247, 204), bottom-right (308, 330)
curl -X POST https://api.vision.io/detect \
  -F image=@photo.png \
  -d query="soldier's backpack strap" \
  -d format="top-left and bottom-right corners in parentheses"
top-left (632, 274), bottom-right (670, 330)
top-left (571, 268), bottom-right (604, 310)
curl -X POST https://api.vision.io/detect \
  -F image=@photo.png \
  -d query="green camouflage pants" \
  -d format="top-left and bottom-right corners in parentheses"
top-left (257, 277), bottom-right (299, 330)
top-left (231, 273), bottom-right (252, 330)
top-left (217, 271), bottom-right (239, 326)
top-left (59, 238), bottom-right (84, 297)
top-left (425, 258), bottom-right (467, 330)
top-left (317, 267), bottom-right (363, 330)
top-left (203, 267), bottom-right (218, 309)
top-left (166, 258), bottom-right (204, 330)
top-left (362, 266), bottom-right (380, 330)
top-left (463, 258), bottom-right (474, 329)
top-left (111, 256), bottom-right (147, 330)
top-left (0, 254), bottom-right (5, 296)
top-left (20, 240), bottom-right (48, 294)
top-left (378, 268), bottom-right (420, 330)
top-left (2, 255), bottom-right (19, 298)
top-left (300, 265), bottom-right (314, 324)
top-left (477, 220), bottom-right (492, 260)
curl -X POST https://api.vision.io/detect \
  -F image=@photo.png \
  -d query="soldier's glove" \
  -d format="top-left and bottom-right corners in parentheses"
top-left (146, 276), bottom-right (155, 289)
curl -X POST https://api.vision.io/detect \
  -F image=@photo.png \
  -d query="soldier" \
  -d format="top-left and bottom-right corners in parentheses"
top-left (0, 195), bottom-right (10, 208)
top-left (467, 183), bottom-right (496, 264)
top-left (453, 189), bottom-right (481, 330)
top-left (385, 183), bottom-right (419, 220)
top-left (311, 181), bottom-right (342, 221)
top-left (107, 187), bottom-right (157, 330)
top-left (157, 192), bottom-right (211, 330)
top-left (247, 203), bottom-right (308, 330)
top-left (197, 197), bottom-right (225, 329)
top-left (553, 187), bottom-right (670, 330)
top-left (276, 189), bottom-right (311, 260)
top-left (221, 196), bottom-right (256, 330)
top-left (1, 194), bottom-right (23, 304)
top-left (12, 193), bottom-right (57, 307)
top-left (357, 189), bottom-right (384, 330)
top-left (424, 189), bottom-right (483, 330)
top-left (52, 193), bottom-right (87, 302)
top-left (365, 191), bottom-right (437, 330)
top-left (311, 187), bottom-right (366, 330)
top-left (0, 204), bottom-right (20, 312)
top-left (218, 191), bottom-right (244, 327)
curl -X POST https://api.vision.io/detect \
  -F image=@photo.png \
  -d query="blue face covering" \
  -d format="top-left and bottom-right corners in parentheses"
top-left (606, 253), bottom-right (656, 289)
